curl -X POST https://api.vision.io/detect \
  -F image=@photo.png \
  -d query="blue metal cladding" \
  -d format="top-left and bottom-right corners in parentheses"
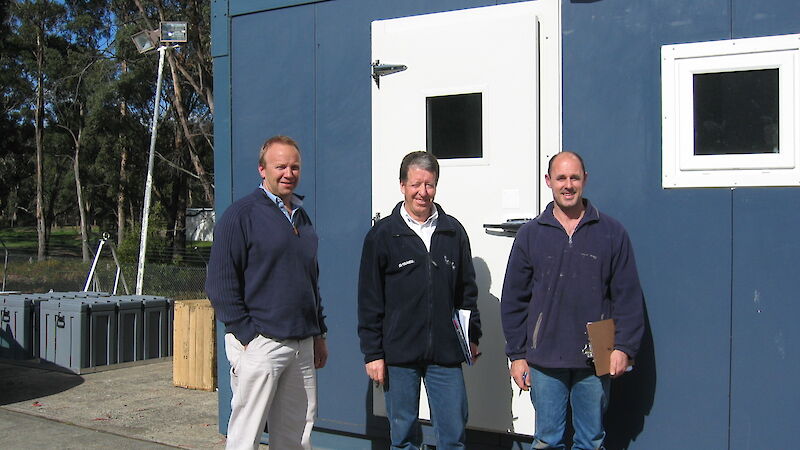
top-left (313, 0), bottom-right (377, 435)
top-left (729, 2), bottom-right (800, 448)
top-left (213, 0), bottom-right (800, 447)
top-left (732, 0), bottom-right (800, 39)
top-left (731, 189), bottom-right (800, 450)
top-left (229, 7), bottom-right (317, 217)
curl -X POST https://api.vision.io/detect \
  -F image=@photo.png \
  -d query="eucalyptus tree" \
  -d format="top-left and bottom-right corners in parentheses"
top-left (47, 0), bottom-right (115, 261)
top-left (112, 0), bottom-right (213, 259)
top-left (12, 0), bottom-right (68, 260)
top-left (124, 0), bottom-right (214, 205)
top-left (0, 0), bottom-right (34, 227)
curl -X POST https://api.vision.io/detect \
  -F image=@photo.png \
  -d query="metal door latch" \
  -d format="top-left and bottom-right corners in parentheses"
top-left (482, 218), bottom-right (531, 236)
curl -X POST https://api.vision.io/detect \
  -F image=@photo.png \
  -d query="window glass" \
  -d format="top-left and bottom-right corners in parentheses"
top-left (426, 93), bottom-right (482, 159)
top-left (693, 69), bottom-right (779, 155)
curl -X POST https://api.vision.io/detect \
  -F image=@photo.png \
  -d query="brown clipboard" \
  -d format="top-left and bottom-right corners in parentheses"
top-left (586, 319), bottom-right (615, 376)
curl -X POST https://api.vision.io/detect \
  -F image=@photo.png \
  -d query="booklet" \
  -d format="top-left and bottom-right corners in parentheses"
top-left (452, 309), bottom-right (474, 365)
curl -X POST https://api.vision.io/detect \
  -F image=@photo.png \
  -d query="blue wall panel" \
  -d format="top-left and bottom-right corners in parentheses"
top-left (210, 0), bottom-right (229, 58)
top-left (730, 1), bottom-right (800, 448)
top-left (562, 1), bottom-right (733, 448)
top-left (732, 0), bottom-right (800, 39)
top-left (212, 53), bottom-right (233, 434)
top-left (313, 0), bottom-right (376, 435)
top-left (229, 7), bottom-right (317, 217)
top-left (731, 189), bottom-right (800, 449)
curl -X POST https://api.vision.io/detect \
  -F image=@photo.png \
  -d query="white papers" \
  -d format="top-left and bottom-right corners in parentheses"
top-left (452, 309), bottom-right (473, 365)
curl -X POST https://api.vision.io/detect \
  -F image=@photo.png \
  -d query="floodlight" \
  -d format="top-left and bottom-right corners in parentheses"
top-left (131, 29), bottom-right (158, 54)
top-left (160, 21), bottom-right (188, 43)
top-left (131, 20), bottom-right (188, 294)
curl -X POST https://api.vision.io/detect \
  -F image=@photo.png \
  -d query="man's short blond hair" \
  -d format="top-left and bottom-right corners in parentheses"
top-left (259, 135), bottom-right (301, 167)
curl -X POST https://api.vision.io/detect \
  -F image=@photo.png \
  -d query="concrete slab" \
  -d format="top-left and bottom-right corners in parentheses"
top-left (0, 359), bottom-right (232, 449)
top-left (0, 409), bottom-right (174, 449)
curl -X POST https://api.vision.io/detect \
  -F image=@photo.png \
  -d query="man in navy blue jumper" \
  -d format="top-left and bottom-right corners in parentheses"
top-left (501, 151), bottom-right (644, 450)
top-left (206, 135), bottom-right (328, 450)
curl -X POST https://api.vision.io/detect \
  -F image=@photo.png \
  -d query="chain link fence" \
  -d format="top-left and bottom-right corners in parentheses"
top-left (1, 251), bottom-right (208, 300)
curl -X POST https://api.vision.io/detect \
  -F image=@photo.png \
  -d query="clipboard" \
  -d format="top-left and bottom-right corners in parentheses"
top-left (586, 318), bottom-right (615, 376)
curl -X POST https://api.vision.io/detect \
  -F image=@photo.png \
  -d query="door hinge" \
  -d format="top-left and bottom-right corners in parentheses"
top-left (372, 60), bottom-right (407, 88)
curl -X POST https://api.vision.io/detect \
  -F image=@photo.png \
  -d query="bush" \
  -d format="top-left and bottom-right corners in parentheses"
top-left (116, 224), bottom-right (169, 265)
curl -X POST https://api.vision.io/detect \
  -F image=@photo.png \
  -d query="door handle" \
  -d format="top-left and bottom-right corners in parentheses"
top-left (482, 218), bottom-right (531, 236)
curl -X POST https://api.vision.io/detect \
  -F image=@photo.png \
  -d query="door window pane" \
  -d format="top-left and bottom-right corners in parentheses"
top-left (693, 69), bottom-right (779, 155)
top-left (426, 93), bottom-right (482, 159)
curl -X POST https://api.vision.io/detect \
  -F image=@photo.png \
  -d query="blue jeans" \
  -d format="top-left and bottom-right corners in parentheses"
top-left (529, 366), bottom-right (610, 450)
top-left (384, 364), bottom-right (468, 450)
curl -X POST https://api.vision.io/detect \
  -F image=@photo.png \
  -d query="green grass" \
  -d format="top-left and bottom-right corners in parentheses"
top-left (0, 227), bottom-right (210, 259)
top-left (0, 227), bottom-right (88, 257)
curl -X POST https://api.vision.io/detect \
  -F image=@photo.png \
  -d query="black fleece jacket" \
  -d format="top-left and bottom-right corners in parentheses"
top-left (358, 202), bottom-right (481, 366)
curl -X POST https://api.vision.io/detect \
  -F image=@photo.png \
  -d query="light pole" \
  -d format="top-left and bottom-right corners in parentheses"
top-left (131, 21), bottom-right (188, 295)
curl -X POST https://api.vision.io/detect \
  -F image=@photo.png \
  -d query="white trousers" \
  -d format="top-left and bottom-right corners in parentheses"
top-left (224, 333), bottom-right (317, 450)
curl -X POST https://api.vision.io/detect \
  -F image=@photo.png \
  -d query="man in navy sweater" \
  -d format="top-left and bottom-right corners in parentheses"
top-left (501, 151), bottom-right (644, 450)
top-left (206, 135), bottom-right (328, 450)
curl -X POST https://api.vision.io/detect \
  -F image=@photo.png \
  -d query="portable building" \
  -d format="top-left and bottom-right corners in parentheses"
top-left (211, 1), bottom-right (800, 447)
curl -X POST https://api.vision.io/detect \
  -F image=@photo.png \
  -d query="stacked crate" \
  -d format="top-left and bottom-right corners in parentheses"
top-left (0, 292), bottom-right (175, 374)
top-left (172, 299), bottom-right (216, 391)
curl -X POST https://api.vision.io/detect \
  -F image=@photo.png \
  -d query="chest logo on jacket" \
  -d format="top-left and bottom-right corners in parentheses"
top-left (398, 259), bottom-right (415, 268)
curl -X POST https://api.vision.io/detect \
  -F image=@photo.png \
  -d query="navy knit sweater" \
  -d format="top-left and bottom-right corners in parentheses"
top-left (205, 189), bottom-right (326, 345)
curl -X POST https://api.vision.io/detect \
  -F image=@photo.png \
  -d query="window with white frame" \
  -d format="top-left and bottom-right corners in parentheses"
top-left (661, 34), bottom-right (800, 188)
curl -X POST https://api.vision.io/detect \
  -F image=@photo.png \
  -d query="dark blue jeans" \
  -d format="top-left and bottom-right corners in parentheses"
top-left (529, 366), bottom-right (610, 450)
top-left (385, 364), bottom-right (468, 450)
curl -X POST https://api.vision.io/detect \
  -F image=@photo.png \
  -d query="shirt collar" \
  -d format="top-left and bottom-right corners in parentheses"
top-left (259, 184), bottom-right (303, 209)
top-left (400, 202), bottom-right (438, 227)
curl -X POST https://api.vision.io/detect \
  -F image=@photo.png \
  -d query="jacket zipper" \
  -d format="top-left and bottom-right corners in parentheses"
top-left (425, 237), bottom-right (434, 360)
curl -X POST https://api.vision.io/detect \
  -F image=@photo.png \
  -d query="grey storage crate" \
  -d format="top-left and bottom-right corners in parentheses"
top-left (144, 298), bottom-right (169, 359)
top-left (114, 297), bottom-right (144, 363)
top-left (113, 295), bottom-right (171, 359)
top-left (0, 293), bottom-right (55, 359)
top-left (1, 295), bottom-right (35, 359)
top-left (39, 298), bottom-right (118, 372)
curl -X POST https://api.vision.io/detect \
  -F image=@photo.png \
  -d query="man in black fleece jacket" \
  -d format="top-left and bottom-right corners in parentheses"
top-left (358, 151), bottom-right (481, 450)
top-left (206, 135), bottom-right (327, 450)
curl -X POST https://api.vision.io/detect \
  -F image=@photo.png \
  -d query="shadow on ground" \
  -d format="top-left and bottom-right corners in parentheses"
top-left (0, 359), bottom-right (84, 405)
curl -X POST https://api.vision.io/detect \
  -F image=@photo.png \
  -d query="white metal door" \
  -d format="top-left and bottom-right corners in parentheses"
top-left (371, 0), bottom-right (561, 436)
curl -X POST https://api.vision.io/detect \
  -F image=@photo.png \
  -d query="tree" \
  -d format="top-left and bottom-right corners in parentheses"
top-left (48, 0), bottom-right (114, 261)
top-left (1, 0), bottom-right (213, 262)
top-left (12, 0), bottom-right (67, 260)
top-left (128, 0), bottom-right (214, 205)
top-left (0, 0), bottom-right (35, 227)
